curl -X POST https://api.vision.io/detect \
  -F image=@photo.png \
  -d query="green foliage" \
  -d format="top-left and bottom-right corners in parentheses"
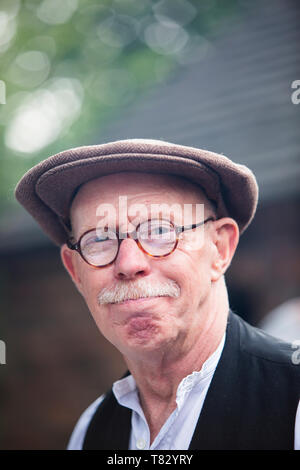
top-left (0, 0), bottom-right (242, 214)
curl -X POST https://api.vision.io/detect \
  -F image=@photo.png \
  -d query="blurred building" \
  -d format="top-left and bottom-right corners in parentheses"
top-left (0, 0), bottom-right (299, 450)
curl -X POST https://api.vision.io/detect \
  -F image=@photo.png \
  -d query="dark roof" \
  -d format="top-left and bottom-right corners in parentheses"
top-left (99, 0), bottom-right (300, 202)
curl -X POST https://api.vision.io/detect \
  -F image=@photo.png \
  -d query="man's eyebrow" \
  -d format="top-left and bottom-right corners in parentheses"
top-left (74, 208), bottom-right (194, 236)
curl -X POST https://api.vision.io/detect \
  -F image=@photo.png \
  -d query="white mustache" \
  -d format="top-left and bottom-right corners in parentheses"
top-left (97, 279), bottom-right (180, 305)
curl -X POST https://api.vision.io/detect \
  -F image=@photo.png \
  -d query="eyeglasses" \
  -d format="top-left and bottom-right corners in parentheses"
top-left (67, 217), bottom-right (215, 268)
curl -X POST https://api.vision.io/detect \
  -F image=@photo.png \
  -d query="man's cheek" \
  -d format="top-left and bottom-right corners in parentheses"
top-left (79, 266), bottom-right (100, 296)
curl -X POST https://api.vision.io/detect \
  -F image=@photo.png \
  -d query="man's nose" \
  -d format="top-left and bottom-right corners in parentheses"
top-left (113, 238), bottom-right (151, 280)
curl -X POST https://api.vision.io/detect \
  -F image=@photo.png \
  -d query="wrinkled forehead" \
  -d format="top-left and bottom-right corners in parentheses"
top-left (72, 172), bottom-right (211, 206)
top-left (70, 172), bottom-right (214, 233)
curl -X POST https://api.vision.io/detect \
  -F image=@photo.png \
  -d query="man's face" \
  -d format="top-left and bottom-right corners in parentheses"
top-left (64, 172), bottom-right (220, 360)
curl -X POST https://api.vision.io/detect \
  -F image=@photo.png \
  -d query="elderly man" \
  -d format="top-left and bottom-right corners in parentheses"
top-left (15, 139), bottom-right (299, 450)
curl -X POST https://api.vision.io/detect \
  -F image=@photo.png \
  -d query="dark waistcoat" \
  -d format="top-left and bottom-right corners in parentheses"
top-left (83, 312), bottom-right (300, 450)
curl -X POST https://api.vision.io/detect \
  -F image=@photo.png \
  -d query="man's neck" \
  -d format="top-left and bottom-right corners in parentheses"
top-left (124, 294), bottom-right (229, 443)
top-left (126, 308), bottom-right (227, 396)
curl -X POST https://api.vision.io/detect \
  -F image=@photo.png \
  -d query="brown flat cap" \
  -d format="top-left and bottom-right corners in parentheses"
top-left (15, 138), bottom-right (258, 245)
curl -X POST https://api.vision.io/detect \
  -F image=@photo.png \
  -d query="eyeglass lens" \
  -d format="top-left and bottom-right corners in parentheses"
top-left (80, 220), bottom-right (177, 266)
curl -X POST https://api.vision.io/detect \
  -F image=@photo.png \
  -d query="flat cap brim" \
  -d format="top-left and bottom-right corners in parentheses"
top-left (15, 139), bottom-right (259, 245)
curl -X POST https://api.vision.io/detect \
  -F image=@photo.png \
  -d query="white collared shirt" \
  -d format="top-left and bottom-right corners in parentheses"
top-left (67, 333), bottom-right (300, 450)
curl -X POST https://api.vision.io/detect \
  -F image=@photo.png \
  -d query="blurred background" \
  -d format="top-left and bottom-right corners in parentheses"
top-left (0, 0), bottom-right (299, 450)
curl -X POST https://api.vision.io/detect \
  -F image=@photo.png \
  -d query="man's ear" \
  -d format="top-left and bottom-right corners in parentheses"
top-left (60, 244), bottom-right (83, 294)
top-left (210, 217), bottom-right (239, 282)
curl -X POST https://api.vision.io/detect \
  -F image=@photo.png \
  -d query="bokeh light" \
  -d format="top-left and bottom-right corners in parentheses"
top-left (0, 0), bottom-right (244, 209)
top-left (36, 0), bottom-right (79, 25)
top-left (5, 78), bottom-right (83, 153)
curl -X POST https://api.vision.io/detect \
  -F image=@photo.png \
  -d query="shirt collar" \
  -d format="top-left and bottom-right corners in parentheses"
top-left (112, 333), bottom-right (226, 405)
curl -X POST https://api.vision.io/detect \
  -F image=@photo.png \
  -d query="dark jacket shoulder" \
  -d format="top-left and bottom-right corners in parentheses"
top-left (232, 311), bottom-right (300, 369)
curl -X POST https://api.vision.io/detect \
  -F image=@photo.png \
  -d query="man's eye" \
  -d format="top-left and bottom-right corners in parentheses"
top-left (153, 226), bottom-right (168, 235)
top-left (85, 235), bottom-right (109, 245)
top-left (149, 226), bottom-right (172, 239)
top-left (96, 235), bottom-right (110, 242)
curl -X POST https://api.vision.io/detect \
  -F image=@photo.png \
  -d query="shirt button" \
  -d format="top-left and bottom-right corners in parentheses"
top-left (136, 438), bottom-right (146, 450)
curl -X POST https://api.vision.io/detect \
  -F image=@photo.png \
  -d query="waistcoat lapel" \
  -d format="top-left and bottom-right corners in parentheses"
top-left (82, 389), bottom-right (132, 450)
top-left (189, 311), bottom-right (241, 449)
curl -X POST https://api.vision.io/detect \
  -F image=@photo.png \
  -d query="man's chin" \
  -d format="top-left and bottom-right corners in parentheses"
top-left (116, 316), bottom-right (166, 355)
top-left (127, 315), bottom-right (158, 338)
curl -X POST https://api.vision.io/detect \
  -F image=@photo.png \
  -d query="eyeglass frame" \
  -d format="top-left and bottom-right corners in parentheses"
top-left (66, 216), bottom-right (216, 268)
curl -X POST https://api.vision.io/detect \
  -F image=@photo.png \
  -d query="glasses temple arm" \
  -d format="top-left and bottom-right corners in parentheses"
top-left (176, 216), bottom-right (215, 234)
